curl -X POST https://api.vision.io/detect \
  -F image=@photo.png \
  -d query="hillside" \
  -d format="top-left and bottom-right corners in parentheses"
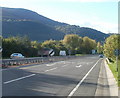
top-left (2, 7), bottom-right (109, 42)
top-left (2, 21), bottom-right (64, 41)
top-left (55, 25), bottom-right (108, 41)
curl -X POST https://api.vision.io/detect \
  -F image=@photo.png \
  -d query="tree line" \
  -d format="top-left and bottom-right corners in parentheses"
top-left (2, 34), bottom-right (100, 58)
top-left (2, 34), bottom-right (119, 60)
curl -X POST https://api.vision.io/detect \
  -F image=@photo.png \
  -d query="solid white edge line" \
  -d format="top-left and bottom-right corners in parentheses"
top-left (68, 58), bottom-right (101, 97)
top-left (4, 74), bottom-right (36, 84)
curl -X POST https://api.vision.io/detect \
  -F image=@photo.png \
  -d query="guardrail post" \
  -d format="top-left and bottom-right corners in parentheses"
top-left (2, 56), bottom-right (79, 68)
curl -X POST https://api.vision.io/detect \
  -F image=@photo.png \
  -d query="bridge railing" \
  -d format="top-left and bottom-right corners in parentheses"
top-left (2, 56), bottom-right (78, 68)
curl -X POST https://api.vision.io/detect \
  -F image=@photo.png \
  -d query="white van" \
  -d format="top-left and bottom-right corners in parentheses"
top-left (59, 50), bottom-right (66, 56)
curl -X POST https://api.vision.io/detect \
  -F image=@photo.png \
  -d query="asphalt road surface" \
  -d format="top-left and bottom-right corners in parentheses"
top-left (2, 55), bottom-right (104, 97)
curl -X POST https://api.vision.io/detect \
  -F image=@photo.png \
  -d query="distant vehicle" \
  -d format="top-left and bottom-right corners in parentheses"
top-left (99, 54), bottom-right (103, 58)
top-left (59, 50), bottom-right (66, 56)
top-left (10, 53), bottom-right (25, 59)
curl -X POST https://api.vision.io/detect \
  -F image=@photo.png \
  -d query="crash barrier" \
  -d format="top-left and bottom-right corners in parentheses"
top-left (2, 56), bottom-right (79, 68)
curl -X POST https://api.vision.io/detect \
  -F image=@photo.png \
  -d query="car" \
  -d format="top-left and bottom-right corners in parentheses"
top-left (59, 50), bottom-right (66, 56)
top-left (10, 53), bottom-right (25, 59)
top-left (99, 54), bottom-right (103, 58)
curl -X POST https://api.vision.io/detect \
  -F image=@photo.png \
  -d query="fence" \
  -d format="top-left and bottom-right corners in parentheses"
top-left (2, 56), bottom-right (79, 68)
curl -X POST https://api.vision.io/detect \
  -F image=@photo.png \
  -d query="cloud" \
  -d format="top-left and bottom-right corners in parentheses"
top-left (61, 15), bottom-right (117, 33)
top-left (59, 0), bottom-right (119, 2)
top-left (81, 21), bottom-right (118, 33)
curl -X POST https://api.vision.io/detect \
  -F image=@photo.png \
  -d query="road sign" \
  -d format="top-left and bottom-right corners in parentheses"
top-left (92, 49), bottom-right (96, 54)
top-left (114, 49), bottom-right (120, 56)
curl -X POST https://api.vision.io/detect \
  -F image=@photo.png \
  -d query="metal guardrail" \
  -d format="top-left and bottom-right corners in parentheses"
top-left (2, 56), bottom-right (78, 68)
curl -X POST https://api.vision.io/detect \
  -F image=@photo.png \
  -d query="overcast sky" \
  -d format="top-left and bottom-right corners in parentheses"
top-left (1, 0), bottom-right (119, 33)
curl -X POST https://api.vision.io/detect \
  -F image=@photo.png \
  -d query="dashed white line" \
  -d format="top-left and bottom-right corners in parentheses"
top-left (68, 59), bottom-right (101, 97)
top-left (1, 69), bottom-right (6, 71)
top-left (76, 65), bottom-right (82, 68)
top-left (62, 65), bottom-right (68, 67)
top-left (46, 61), bottom-right (66, 67)
top-left (46, 63), bottom-right (57, 66)
top-left (4, 74), bottom-right (36, 84)
top-left (45, 67), bottom-right (57, 72)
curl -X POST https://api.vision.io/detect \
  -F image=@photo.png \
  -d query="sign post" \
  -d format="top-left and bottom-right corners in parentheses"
top-left (68, 50), bottom-right (71, 56)
top-left (114, 49), bottom-right (120, 71)
top-left (92, 49), bottom-right (96, 54)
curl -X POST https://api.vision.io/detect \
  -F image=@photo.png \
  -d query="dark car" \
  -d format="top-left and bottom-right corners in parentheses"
top-left (99, 54), bottom-right (103, 58)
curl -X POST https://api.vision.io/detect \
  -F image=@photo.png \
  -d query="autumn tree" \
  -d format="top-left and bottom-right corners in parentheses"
top-left (41, 40), bottom-right (66, 55)
top-left (2, 36), bottom-right (39, 58)
top-left (82, 37), bottom-right (97, 54)
top-left (104, 34), bottom-right (120, 61)
top-left (97, 42), bottom-right (103, 54)
top-left (63, 34), bottom-right (82, 54)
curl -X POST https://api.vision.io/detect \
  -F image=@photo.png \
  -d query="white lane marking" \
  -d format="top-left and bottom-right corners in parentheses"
top-left (46, 63), bottom-right (56, 66)
top-left (76, 65), bottom-right (82, 68)
top-left (62, 65), bottom-right (68, 67)
top-left (46, 61), bottom-right (66, 67)
top-left (1, 69), bottom-right (8, 71)
top-left (45, 67), bottom-right (57, 72)
top-left (68, 59), bottom-right (101, 97)
top-left (4, 74), bottom-right (36, 84)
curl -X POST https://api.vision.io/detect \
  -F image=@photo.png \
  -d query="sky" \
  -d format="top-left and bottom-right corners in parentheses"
top-left (0, 0), bottom-right (119, 34)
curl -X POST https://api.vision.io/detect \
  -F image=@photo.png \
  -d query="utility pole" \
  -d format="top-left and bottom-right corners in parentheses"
top-left (114, 49), bottom-right (119, 71)
top-left (116, 55), bottom-right (118, 72)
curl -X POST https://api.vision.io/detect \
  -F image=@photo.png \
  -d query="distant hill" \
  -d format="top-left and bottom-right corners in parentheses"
top-left (55, 25), bottom-right (108, 41)
top-left (2, 7), bottom-right (109, 42)
top-left (3, 21), bottom-right (65, 41)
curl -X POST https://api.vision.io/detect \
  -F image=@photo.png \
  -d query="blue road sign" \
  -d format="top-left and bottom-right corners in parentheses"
top-left (114, 49), bottom-right (120, 56)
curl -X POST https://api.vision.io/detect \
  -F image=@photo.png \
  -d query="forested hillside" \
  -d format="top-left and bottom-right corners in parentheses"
top-left (2, 7), bottom-right (109, 42)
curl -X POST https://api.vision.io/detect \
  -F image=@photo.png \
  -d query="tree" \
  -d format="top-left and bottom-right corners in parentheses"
top-left (41, 40), bottom-right (66, 55)
top-left (41, 40), bottom-right (57, 49)
top-left (104, 34), bottom-right (120, 61)
top-left (82, 37), bottom-right (97, 54)
top-left (97, 42), bottom-right (103, 54)
top-left (63, 34), bottom-right (82, 54)
top-left (2, 36), bottom-right (39, 58)
top-left (31, 41), bottom-right (41, 49)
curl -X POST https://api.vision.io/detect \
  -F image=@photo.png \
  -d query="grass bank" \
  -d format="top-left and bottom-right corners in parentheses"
top-left (108, 60), bottom-right (120, 87)
top-left (75, 54), bottom-right (86, 56)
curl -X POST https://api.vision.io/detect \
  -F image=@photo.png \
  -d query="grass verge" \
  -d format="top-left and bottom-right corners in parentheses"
top-left (108, 60), bottom-right (120, 87)
top-left (75, 54), bottom-right (85, 56)
top-left (118, 60), bottom-right (120, 87)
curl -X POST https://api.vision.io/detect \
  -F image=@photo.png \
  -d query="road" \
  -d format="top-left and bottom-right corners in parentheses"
top-left (2, 55), bottom-right (106, 97)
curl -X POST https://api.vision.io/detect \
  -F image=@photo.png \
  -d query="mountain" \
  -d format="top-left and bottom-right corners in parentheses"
top-left (2, 7), bottom-right (109, 42)
top-left (3, 21), bottom-right (65, 41)
top-left (55, 25), bottom-right (108, 41)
